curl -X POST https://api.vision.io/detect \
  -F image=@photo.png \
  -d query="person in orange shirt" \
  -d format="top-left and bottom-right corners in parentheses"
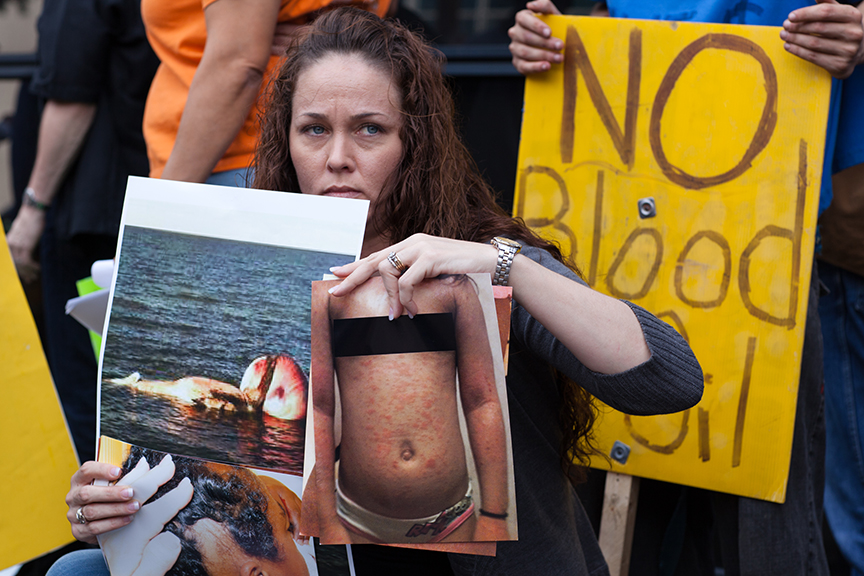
top-left (141, 0), bottom-right (391, 186)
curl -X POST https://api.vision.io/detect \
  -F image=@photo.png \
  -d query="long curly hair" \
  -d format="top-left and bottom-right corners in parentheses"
top-left (253, 7), bottom-right (598, 477)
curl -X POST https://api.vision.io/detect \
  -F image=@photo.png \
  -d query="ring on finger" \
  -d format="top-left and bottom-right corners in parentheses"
top-left (76, 506), bottom-right (88, 525)
top-left (387, 252), bottom-right (409, 275)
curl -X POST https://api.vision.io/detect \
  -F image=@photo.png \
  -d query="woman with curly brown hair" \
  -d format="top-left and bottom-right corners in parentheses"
top-left (254, 7), bottom-right (702, 573)
top-left (57, 7), bottom-right (702, 575)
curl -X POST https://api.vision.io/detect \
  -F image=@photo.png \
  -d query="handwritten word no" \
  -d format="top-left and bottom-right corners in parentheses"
top-left (560, 28), bottom-right (778, 188)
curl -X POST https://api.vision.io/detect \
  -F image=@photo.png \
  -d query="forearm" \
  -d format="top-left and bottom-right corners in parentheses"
top-left (465, 403), bottom-right (509, 515)
top-left (159, 0), bottom-right (278, 182)
top-left (313, 409), bottom-right (338, 518)
top-left (27, 100), bottom-right (97, 204)
top-left (7, 100), bottom-right (96, 279)
top-left (509, 253), bottom-right (651, 374)
top-left (509, 247), bottom-right (703, 414)
top-left (159, 62), bottom-right (263, 182)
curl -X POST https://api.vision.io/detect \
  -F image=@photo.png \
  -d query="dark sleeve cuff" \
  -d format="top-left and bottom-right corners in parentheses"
top-left (568, 301), bottom-right (704, 416)
top-left (612, 301), bottom-right (705, 415)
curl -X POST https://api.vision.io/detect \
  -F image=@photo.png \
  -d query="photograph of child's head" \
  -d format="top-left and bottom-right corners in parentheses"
top-left (98, 440), bottom-right (351, 576)
top-left (309, 274), bottom-right (516, 544)
top-left (99, 225), bottom-right (349, 474)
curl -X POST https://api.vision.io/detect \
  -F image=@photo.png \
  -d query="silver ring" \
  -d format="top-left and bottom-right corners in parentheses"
top-left (387, 252), bottom-right (408, 275)
top-left (76, 506), bottom-right (88, 525)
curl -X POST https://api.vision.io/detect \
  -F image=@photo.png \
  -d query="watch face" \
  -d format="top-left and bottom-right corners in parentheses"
top-left (494, 237), bottom-right (521, 250)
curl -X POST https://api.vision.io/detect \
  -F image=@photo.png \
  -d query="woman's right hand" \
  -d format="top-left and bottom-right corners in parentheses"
top-left (508, 0), bottom-right (564, 74)
top-left (66, 461), bottom-right (140, 544)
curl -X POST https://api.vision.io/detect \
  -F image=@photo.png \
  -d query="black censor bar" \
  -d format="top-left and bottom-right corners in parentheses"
top-left (331, 313), bottom-right (457, 357)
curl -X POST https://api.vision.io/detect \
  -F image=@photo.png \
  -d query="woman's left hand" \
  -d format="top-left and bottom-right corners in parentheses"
top-left (782, 0), bottom-right (864, 78)
top-left (329, 234), bottom-right (498, 319)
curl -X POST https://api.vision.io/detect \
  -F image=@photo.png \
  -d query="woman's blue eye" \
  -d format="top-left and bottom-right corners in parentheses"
top-left (309, 126), bottom-right (325, 135)
top-left (362, 125), bottom-right (380, 135)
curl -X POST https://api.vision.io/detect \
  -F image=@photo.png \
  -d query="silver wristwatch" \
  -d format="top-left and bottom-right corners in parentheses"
top-left (491, 237), bottom-right (522, 286)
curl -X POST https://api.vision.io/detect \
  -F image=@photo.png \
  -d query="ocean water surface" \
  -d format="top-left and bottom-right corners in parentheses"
top-left (100, 226), bottom-right (350, 474)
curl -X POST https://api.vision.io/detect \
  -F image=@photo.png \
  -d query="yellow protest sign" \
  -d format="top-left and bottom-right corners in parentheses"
top-left (514, 16), bottom-right (831, 502)
top-left (0, 230), bottom-right (79, 568)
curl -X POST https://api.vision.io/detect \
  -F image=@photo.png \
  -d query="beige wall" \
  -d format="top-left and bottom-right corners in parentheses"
top-left (0, 0), bottom-right (42, 214)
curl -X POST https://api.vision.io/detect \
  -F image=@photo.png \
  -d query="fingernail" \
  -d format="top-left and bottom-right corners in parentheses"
top-left (329, 266), bottom-right (340, 272)
top-left (120, 488), bottom-right (133, 499)
top-left (555, 40), bottom-right (563, 50)
top-left (543, 27), bottom-right (551, 37)
top-left (110, 467), bottom-right (121, 477)
top-left (128, 501), bottom-right (140, 512)
top-left (788, 11), bottom-right (796, 20)
top-left (780, 30), bottom-right (788, 39)
top-left (388, 307), bottom-right (394, 321)
top-left (408, 310), bottom-right (415, 319)
top-left (328, 286), bottom-right (338, 294)
top-left (554, 53), bottom-right (563, 62)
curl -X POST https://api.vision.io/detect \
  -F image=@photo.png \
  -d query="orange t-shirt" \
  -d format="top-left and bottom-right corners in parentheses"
top-left (141, 0), bottom-right (391, 178)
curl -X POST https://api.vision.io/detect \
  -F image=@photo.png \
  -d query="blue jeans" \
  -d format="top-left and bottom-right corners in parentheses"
top-left (205, 167), bottom-right (252, 188)
top-left (45, 549), bottom-right (108, 576)
top-left (821, 260), bottom-right (864, 576)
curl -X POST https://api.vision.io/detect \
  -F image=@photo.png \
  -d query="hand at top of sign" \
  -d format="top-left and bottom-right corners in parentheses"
top-left (509, 0), bottom-right (564, 74)
top-left (510, 0), bottom-right (864, 79)
top-left (782, 0), bottom-right (864, 78)
top-left (509, 1), bottom-right (612, 74)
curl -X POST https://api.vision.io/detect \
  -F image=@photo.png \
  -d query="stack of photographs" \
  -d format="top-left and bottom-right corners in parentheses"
top-left (97, 177), bottom-right (519, 576)
top-left (97, 178), bottom-right (367, 576)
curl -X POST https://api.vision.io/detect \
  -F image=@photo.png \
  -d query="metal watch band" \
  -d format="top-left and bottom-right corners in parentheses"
top-left (492, 242), bottom-right (518, 286)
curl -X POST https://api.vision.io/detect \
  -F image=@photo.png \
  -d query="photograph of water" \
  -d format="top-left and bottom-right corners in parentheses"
top-left (100, 225), bottom-right (350, 474)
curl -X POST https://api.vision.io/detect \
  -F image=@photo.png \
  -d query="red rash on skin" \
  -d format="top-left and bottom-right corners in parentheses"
top-left (375, 442), bottom-right (389, 461)
top-left (319, 276), bottom-right (502, 525)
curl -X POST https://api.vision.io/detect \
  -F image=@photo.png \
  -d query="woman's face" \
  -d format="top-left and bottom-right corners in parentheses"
top-left (290, 53), bottom-right (403, 243)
